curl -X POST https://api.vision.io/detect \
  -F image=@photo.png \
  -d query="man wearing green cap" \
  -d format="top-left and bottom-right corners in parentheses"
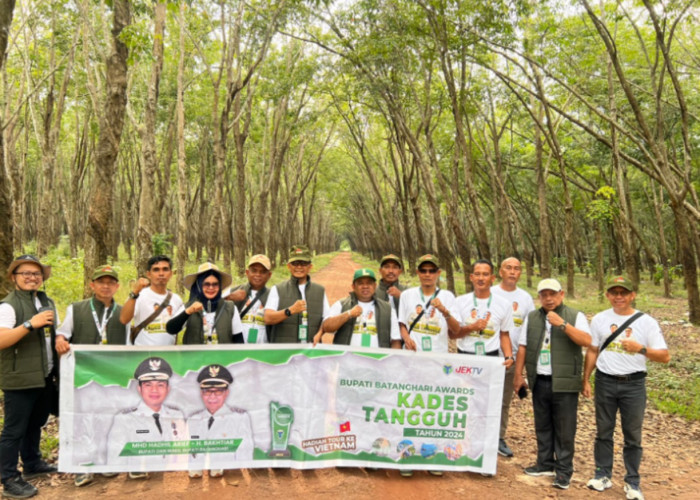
top-left (583, 277), bottom-right (669, 500)
top-left (375, 254), bottom-right (407, 313)
top-left (264, 245), bottom-right (330, 344)
top-left (318, 268), bottom-right (401, 348)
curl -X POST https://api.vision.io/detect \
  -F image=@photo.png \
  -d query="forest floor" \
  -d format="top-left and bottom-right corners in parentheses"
top-left (30, 252), bottom-right (700, 499)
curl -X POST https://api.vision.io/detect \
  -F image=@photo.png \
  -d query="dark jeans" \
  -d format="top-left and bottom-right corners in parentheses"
top-left (532, 376), bottom-right (579, 480)
top-left (594, 372), bottom-right (646, 487)
top-left (0, 382), bottom-right (51, 483)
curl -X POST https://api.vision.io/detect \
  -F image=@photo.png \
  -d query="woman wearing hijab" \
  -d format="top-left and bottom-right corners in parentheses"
top-left (166, 263), bottom-right (244, 344)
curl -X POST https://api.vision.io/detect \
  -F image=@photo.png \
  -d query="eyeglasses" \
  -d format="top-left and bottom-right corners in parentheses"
top-left (289, 261), bottom-right (310, 267)
top-left (608, 290), bottom-right (632, 297)
top-left (418, 268), bottom-right (439, 274)
top-left (14, 272), bottom-right (43, 278)
top-left (202, 281), bottom-right (220, 288)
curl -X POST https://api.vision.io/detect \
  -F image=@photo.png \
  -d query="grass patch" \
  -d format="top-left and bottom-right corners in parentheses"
top-left (647, 353), bottom-right (700, 420)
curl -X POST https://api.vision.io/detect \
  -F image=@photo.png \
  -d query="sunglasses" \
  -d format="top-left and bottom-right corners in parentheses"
top-left (202, 281), bottom-right (220, 288)
top-left (418, 268), bottom-right (439, 274)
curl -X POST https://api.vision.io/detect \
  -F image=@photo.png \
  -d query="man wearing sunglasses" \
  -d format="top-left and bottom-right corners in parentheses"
top-left (583, 277), bottom-right (669, 500)
top-left (264, 245), bottom-right (330, 344)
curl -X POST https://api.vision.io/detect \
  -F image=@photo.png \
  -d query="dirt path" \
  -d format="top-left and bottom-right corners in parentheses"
top-left (37, 253), bottom-right (700, 499)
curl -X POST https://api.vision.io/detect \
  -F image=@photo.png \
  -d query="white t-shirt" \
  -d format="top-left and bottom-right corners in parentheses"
top-left (129, 288), bottom-right (184, 346)
top-left (490, 285), bottom-right (535, 355)
top-left (590, 309), bottom-right (667, 376)
top-left (398, 287), bottom-right (459, 353)
top-left (57, 302), bottom-right (129, 343)
top-left (238, 289), bottom-right (267, 344)
top-left (328, 299), bottom-right (401, 348)
top-left (0, 300), bottom-right (59, 373)
top-left (455, 292), bottom-right (515, 355)
top-left (520, 311), bottom-right (590, 375)
top-left (171, 303), bottom-right (244, 344)
top-left (265, 284), bottom-right (331, 320)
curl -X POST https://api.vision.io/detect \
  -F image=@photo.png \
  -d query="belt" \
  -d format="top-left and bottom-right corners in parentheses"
top-left (457, 348), bottom-right (499, 357)
top-left (536, 374), bottom-right (552, 380)
top-left (597, 370), bottom-right (647, 382)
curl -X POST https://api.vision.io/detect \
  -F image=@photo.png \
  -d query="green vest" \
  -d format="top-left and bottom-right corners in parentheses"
top-left (270, 277), bottom-right (325, 343)
top-left (0, 290), bottom-right (55, 390)
top-left (182, 300), bottom-right (237, 344)
top-left (232, 283), bottom-right (270, 312)
top-left (524, 304), bottom-right (584, 393)
top-left (375, 280), bottom-right (407, 312)
top-left (333, 294), bottom-right (393, 348)
top-left (71, 298), bottom-right (126, 345)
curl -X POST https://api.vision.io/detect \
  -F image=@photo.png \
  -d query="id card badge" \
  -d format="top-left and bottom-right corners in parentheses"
top-left (475, 341), bottom-right (486, 356)
top-left (422, 336), bottom-right (432, 351)
top-left (362, 333), bottom-right (371, 347)
top-left (298, 324), bottom-right (308, 343)
top-left (539, 349), bottom-right (550, 365)
top-left (248, 328), bottom-right (258, 343)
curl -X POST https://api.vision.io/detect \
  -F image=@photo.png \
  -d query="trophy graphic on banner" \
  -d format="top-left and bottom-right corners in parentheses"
top-left (268, 401), bottom-right (294, 457)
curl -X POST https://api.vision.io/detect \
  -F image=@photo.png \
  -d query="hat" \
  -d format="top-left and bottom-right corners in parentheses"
top-left (537, 278), bottom-right (562, 293)
top-left (248, 254), bottom-right (271, 270)
top-left (288, 245), bottom-right (312, 263)
top-left (7, 254), bottom-right (51, 281)
top-left (606, 276), bottom-right (634, 292)
top-left (353, 268), bottom-right (377, 282)
top-left (417, 254), bottom-right (440, 269)
top-left (183, 262), bottom-right (233, 290)
top-left (134, 357), bottom-right (173, 381)
top-left (380, 254), bottom-right (402, 269)
top-left (92, 264), bottom-right (118, 281)
top-left (197, 364), bottom-right (233, 388)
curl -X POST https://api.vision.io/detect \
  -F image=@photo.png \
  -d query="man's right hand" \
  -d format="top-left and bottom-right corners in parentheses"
top-left (186, 301), bottom-right (204, 315)
top-left (290, 300), bottom-right (306, 315)
top-left (387, 286), bottom-right (402, 299)
top-left (349, 305), bottom-right (362, 318)
top-left (55, 335), bottom-right (70, 355)
top-left (31, 310), bottom-right (54, 328)
top-left (402, 335), bottom-right (417, 351)
top-left (582, 380), bottom-right (592, 399)
top-left (132, 277), bottom-right (150, 295)
top-left (226, 289), bottom-right (247, 302)
top-left (513, 373), bottom-right (526, 393)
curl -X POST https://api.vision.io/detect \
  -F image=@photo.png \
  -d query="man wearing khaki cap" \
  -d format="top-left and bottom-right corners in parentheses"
top-left (375, 254), bottom-right (407, 313)
top-left (319, 268), bottom-right (401, 348)
top-left (514, 278), bottom-right (591, 490)
top-left (264, 245), bottom-right (330, 344)
top-left (226, 255), bottom-right (272, 343)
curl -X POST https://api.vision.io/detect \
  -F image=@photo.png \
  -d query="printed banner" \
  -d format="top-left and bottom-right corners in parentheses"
top-left (59, 345), bottom-right (504, 474)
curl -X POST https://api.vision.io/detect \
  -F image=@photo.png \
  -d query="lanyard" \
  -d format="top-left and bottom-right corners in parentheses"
top-left (90, 298), bottom-right (114, 342)
top-left (472, 293), bottom-right (492, 316)
top-left (419, 288), bottom-right (439, 304)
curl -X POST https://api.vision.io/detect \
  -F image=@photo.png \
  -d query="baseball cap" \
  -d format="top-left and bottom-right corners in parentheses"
top-left (606, 276), bottom-right (634, 292)
top-left (288, 245), bottom-right (312, 263)
top-left (353, 268), bottom-right (377, 282)
top-left (380, 254), bottom-right (402, 269)
top-left (92, 265), bottom-right (119, 281)
top-left (248, 254), bottom-right (271, 270)
top-left (537, 278), bottom-right (562, 293)
top-left (417, 254), bottom-right (440, 269)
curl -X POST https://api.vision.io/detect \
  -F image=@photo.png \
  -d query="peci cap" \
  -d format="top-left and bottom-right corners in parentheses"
top-left (183, 262), bottom-right (233, 290)
top-left (197, 364), bottom-right (233, 388)
top-left (134, 357), bottom-right (173, 382)
top-left (248, 254), bottom-right (271, 271)
top-left (380, 254), bottom-right (403, 269)
top-left (7, 254), bottom-right (51, 281)
top-left (417, 254), bottom-right (440, 269)
top-left (537, 278), bottom-right (563, 293)
top-left (353, 268), bottom-right (377, 282)
top-left (92, 264), bottom-right (118, 281)
top-left (606, 276), bottom-right (634, 292)
top-left (288, 245), bottom-right (312, 263)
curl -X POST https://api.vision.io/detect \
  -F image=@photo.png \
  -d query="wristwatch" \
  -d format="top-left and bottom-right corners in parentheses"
top-left (23, 320), bottom-right (34, 331)
top-left (128, 291), bottom-right (139, 300)
top-left (505, 356), bottom-right (515, 362)
top-left (639, 347), bottom-right (647, 356)
top-left (284, 308), bottom-right (292, 317)
top-left (560, 321), bottom-right (568, 330)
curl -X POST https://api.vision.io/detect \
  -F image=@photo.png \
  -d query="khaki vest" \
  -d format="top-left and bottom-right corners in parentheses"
top-left (333, 294), bottom-right (392, 348)
top-left (182, 300), bottom-right (237, 344)
top-left (71, 298), bottom-right (126, 345)
top-left (270, 277), bottom-right (325, 343)
top-left (375, 281), bottom-right (407, 311)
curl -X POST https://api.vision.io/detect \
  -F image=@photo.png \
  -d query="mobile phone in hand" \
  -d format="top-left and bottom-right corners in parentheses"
top-left (518, 385), bottom-right (528, 399)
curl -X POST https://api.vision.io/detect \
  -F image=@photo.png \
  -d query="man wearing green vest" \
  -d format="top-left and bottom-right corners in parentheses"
top-left (0, 255), bottom-right (58, 499)
top-left (264, 245), bottom-right (330, 343)
top-left (226, 254), bottom-right (272, 344)
top-left (317, 268), bottom-right (401, 348)
top-left (374, 254), bottom-right (407, 313)
top-left (55, 264), bottom-right (128, 487)
top-left (514, 278), bottom-right (591, 490)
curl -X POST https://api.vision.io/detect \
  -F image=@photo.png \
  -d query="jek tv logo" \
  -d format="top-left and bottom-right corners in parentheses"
top-left (443, 364), bottom-right (484, 376)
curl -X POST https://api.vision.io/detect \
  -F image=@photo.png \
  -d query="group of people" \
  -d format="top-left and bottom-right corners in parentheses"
top-left (0, 246), bottom-right (670, 499)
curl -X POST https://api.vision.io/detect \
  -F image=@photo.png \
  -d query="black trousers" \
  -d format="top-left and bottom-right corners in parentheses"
top-left (0, 381), bottom-right (51, 482)
top-left (532, 375), bottom-right (579, 480)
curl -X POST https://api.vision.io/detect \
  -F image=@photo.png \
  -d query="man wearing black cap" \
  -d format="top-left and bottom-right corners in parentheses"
top-left (375, 254), bottom-right (407, 313)
top-left (0, 255), bottom-right (58, 498)
top-left (583, 277), bottom-right (670, 500)
top-left (107, 357), bottom-right (186, 474)
top-left (188, 364), bottom-right (254, 478)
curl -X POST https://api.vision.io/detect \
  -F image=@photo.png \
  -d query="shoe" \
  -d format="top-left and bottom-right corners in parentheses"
top-left (399, 469), bottom-right (413, 478)
top-left (209, 470), bottom-right (224, 478)
top-left (74, 473), bottom-right (94, 487)
top-left (428, 470), bottom-right (443, 476)
top-left (127, 471), bottom-right (149, 480)
top-left (188, 470), bottom-right (203, 479)
top-left (22, 461), bottom-right (57, 480)
top-left (587, 476), bottom-right (613, 491)
top-left (624, 483), bottom-right (645, 500)
top-left (553, 476), bottom-right (570, 490)
top-left (100, 472), bottom-right (119, 478)
top-left (524, 464), bottom-right (555, 477)
top-left (2, 476), bottom-right (38, 498)
top-left (498, 439), bottom-right (514, 457)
